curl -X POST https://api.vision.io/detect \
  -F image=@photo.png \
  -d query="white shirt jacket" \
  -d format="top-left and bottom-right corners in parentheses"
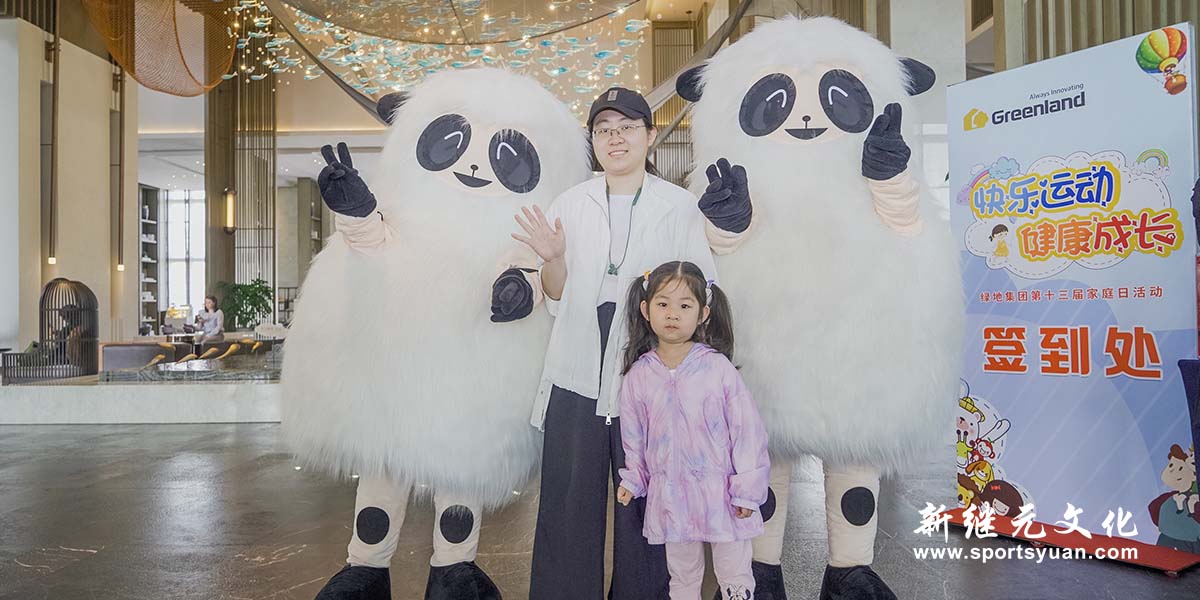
top-left (530, 173), bottom-right (719, 429)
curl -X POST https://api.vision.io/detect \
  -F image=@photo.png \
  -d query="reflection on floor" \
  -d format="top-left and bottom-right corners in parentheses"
top-left (0, 424), bottom-right (1196, 599)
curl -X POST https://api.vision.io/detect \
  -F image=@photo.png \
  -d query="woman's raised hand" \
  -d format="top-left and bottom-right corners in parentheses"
top-left (512, 205), bottom-right (565, 263)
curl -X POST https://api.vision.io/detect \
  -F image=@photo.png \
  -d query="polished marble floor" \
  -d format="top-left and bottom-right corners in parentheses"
top-left (0, 424), bottom-right (1197, 599)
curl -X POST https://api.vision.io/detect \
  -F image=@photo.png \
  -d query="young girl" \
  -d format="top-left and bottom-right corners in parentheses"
top-left (990, 224), bottom-right (1009, 258)
top-left (615, 261), bottom-right (770, 600)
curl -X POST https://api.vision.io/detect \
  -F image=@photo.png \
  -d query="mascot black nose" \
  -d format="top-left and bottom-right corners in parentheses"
top-left (802, 115), bottom-right (812, 124)
top-left (470, 164), bottom-right (479, 174)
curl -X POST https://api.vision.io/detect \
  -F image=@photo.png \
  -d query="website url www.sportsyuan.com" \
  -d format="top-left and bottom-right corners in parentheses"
top-left (913, 545), bottom-right (1138, 564)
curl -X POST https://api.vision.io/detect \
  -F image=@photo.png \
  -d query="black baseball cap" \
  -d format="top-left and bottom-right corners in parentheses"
top-left (588, 87), bottom-right (652, 131)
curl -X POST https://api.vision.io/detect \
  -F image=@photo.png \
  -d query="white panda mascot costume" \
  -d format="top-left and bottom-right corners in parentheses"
top-left (282, 68), bottom-right (590, 600)
top-left (676, 17), bottom-right (963, 600)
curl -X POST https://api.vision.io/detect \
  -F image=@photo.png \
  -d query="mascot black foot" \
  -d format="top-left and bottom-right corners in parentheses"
top-left (425, 561), bottom-right (501, 600)
top-left (750, 561), bottom-right (787, 599)
top-left (818, 565), bottom-right (896, 600)
top-left (314, 565), bottom-right (391, 600)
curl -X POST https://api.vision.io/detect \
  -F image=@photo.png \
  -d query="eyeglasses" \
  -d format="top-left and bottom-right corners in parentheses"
top-left (591, 124), bottom-right (645, 139)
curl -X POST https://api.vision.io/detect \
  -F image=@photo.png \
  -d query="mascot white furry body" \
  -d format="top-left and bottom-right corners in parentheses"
top-left (282, 68), bottom-right (589, 600)
top-left (679, 17), bottom-right (963, 599)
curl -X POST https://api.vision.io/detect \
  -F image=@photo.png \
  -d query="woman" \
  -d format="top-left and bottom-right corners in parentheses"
top-left (514, 87), bottom-right (718, 599)
top-left (194, 295), bottom-right (225, 345)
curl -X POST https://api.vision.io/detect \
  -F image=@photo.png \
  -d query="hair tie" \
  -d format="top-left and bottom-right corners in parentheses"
top-left (705, 279), bottom-right (714, 303)
top-left (642, 271), bottom-right (651, 291)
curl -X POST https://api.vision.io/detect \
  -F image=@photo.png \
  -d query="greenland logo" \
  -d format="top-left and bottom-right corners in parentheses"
top-left (963, 108), bottom-right (988, 131)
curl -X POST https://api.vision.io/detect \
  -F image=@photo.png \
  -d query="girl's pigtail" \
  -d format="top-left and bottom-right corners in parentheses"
top-left (622, 271), bottom-right (657, 374)
top-left (702, 282), bottom-right (735, 363)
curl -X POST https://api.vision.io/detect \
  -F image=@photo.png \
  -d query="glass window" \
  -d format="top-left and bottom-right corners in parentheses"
top-left (189, 194), bottom-right (206, 261)
top-left (167, 200), bottom-right (188, 256)
top-left (189, 261), bottom-right (206, 312)
top-left (162, 189), bottom-right (207, 313)
top-left (168, 261), bottom-right (188, 311)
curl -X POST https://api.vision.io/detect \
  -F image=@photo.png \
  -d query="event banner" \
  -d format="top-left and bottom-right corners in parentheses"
top-left (948, 23), bottom-right (1199, 555)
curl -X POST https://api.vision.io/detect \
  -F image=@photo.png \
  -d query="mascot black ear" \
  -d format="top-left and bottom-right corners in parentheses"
top-left (376, 92), bottom-right (410, 125)
top-left (676, 64), bottom-right (706, 102)
top-left (900, 58), bottom-right (936, 96)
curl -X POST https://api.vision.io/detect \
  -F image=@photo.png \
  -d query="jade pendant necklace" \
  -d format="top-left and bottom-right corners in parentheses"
top-left (606, 185), bottom-right (642, 276)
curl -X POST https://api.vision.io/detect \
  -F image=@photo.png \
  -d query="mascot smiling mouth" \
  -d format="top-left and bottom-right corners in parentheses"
top-left (454, 171), bottom-right (493, 187)
top-left (785, 127), bottom-right (827, 140)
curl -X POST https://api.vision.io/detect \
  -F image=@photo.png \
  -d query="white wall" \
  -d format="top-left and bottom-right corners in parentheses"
top-left (43, 41), bottom-right (117, 340)
top-left (0, 19), bottom-right (46, 349)
top-left (276, 70), bottom-right (384, 134)
top-left (275, 184), bottom-right (299, 289)
top-left (707, 0), bottom-right (729, 41)
top-left (2, 22), bottom-right (141, 346)
top-left (889, 0), bottom-right (966, 218)
top-left (137, 85), bottom-right (203, 134)
top-left (110, 78), bottom-right (140, 340)
top-left (0, 20), bottom-right (21, 349)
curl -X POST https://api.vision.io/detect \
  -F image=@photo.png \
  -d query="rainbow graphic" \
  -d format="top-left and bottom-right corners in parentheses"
top-left (956, 169), bottom-right (990, 205)
top-left (1136, 148), bottom-right (1170, 168)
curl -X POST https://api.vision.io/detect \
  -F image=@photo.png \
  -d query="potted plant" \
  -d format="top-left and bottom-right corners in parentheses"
top-left (216, 279), bottom-right (274, 331)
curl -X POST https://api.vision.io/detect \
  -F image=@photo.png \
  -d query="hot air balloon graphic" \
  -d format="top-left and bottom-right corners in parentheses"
top-left (1136, 27), bottom-right (1188, 95)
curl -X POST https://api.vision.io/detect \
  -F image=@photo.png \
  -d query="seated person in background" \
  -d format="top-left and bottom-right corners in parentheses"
top-left (55, 305), bottom-right (90, 365)
top-left (194, 295), bottom-right (225, 345)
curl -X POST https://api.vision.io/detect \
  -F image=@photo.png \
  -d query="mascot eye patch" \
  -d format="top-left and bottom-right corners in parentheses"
top-left (818, 70), bottom-right (873, 133)
top-left (417, 114), bottom-right (471, 171)
top-left (739, 73), bottom-right (795, 137)
top-left (489, 130), bottom-right (541, 193)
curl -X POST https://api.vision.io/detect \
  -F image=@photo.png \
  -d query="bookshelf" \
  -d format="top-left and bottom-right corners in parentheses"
top-left (138, 185), bottom-right (163, 335)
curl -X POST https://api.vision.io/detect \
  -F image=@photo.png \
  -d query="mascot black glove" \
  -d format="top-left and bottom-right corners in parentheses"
top-left (1191, 177), bottom-right (1200, 239)
top-left (490, 268), bottom-right (535, 323)
top-left (318, 142), bottom-right (378, 218)
top-left (862, 103), bottom-right (912, 181)
top-left (699, 158), bottom-right (753, 233)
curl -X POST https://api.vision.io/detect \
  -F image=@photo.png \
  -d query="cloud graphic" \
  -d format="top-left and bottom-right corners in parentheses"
top-left (964, 150), bottom-right (1174, 280)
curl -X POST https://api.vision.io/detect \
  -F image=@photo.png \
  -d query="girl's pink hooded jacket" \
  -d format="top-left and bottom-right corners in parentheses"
top-left (618, 343), bottom-right (771, 544)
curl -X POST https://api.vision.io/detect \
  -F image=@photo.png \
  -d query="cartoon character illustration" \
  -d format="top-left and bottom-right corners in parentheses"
top-left (989, 224), bottom-right (1009, 258)
top-left (678, 15), bottom-right (963, 599)
top-left (958, 473), bottom-right (982, 508)
top-left (1148, 444), bottom-right (1200, 553)
top-left (282, 68), bottom-right (590, 599)
top-left (977, 480), bottom-right (1024, 518)
top-left (1136, 27), bottom-right (1189, 95)
top-left (723, 586), bottom-right (752, 600)
top-left (957, 383), bottom-right (986, 470)
top-left (965, 418), bottom-right (1011, 492)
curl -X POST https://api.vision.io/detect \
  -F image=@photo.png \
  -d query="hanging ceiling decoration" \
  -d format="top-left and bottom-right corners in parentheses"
top-left (275, 0), bottom-right (637, 44)
top-left (81, 0), bottom-right (237, 97)
top-left (231, 0), bottom-right (648, 121)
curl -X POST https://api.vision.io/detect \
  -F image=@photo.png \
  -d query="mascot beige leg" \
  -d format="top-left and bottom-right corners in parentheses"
top-left (752, 460), bottom-right (792, 564)
top-left (730, 460), bottom-right (791, 600)
top-left (426, 492), bottom-right (501, 599)
top-left (348, 476), bottom-right (412, 567)
top-left (314, 477), bottom-right (409, 600)
top-left (820, 464), bottom-right (894, 600)
top-left (431, 493), bottom-right (482, 566)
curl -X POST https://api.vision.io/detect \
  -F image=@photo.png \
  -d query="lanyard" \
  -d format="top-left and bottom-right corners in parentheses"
top-left (606, 185), bottom-right (642, 276)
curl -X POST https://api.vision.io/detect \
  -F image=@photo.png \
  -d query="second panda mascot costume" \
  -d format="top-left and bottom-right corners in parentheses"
top-left (282, 68), bottom-right (589, 599)
top-left (677, 17), bottom-right (963, 599)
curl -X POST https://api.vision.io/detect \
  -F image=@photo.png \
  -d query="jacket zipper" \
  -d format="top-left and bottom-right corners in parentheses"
top-left (591, 186), bottom-right (644, 426)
